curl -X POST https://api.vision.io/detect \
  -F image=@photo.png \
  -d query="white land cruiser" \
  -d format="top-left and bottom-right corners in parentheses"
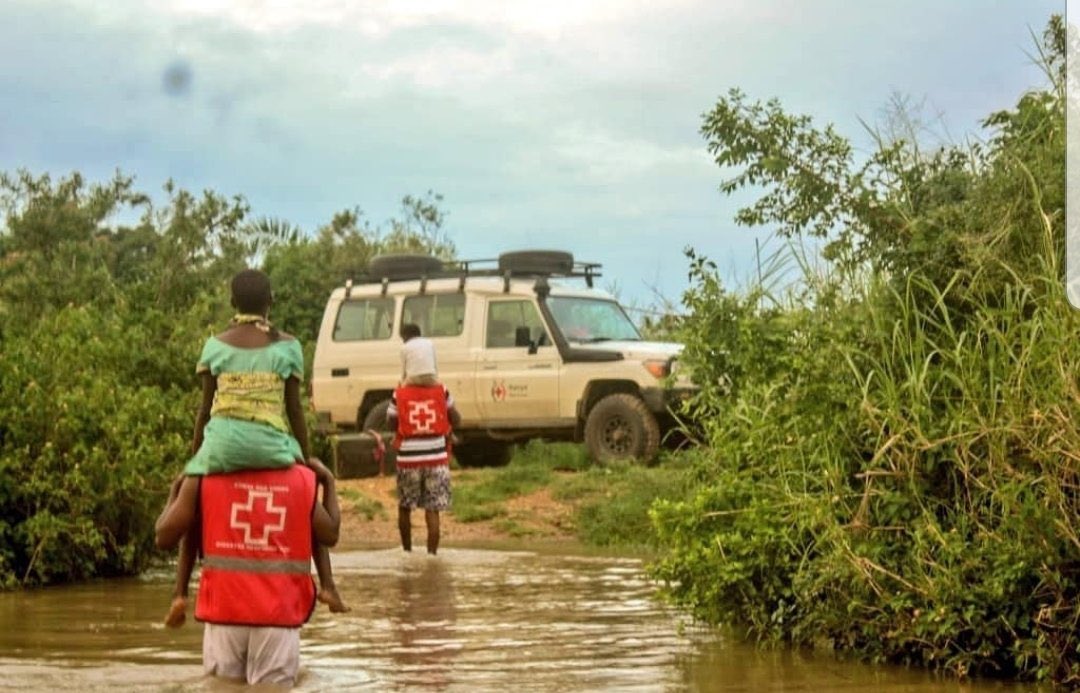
top-left (310, 250), bottom-right (693, 464)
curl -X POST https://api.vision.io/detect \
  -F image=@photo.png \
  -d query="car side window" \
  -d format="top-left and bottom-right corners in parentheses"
top-left (486, 300), bottom-right (549, 349)
top-left (402, 293), bottom-right (465, 337)
top-left (333, 298), bottom-right (394, 341)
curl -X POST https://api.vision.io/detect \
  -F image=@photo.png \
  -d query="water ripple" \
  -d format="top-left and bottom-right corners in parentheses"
top-left (0, 548), bottom-right (1042, 692)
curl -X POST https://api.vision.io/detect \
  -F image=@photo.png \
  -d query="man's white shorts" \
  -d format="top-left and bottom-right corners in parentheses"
top-left (202, 622), bottom-right (300, 686)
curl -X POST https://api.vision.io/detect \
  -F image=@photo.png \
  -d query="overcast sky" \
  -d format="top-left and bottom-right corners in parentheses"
top-left (0, 0), bottom-right (1064, 310)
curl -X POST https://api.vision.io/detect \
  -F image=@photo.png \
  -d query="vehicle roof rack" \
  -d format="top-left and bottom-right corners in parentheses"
top-left (344, 251), bottom-right (602, 295)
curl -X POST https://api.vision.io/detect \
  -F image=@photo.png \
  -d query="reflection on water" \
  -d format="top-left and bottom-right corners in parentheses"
top-left (0, 548), bottom-right (1042, 692)
top-left (390, 556), bottom-right (457, 689)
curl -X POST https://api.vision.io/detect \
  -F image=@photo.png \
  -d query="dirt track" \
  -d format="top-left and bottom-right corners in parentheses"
top-left (335, 474), bottom-right (578, 551)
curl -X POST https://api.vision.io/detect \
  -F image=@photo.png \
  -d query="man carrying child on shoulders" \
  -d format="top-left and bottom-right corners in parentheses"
top-left (390, 323), bottom-right (461, 555)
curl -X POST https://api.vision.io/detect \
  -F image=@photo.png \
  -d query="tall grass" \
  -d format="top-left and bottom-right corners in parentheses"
top-left (651, 17), bottom-right (1076, 684)
top-left (655, 247), bottom-right (1078, 681)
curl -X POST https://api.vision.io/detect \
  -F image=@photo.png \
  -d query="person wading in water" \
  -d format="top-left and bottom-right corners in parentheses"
top-left (164, 268), bottom-right (348, 628)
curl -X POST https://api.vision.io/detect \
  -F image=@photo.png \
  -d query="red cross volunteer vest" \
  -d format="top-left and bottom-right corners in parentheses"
top-left (194, 466), bottom-right (317, 627)
top-left (393, 384), bottom-right (451, 467)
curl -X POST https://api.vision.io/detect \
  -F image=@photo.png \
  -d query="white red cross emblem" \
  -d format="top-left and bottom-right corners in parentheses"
top-left (407, 400), bottom-right (438, 434)
top-left (230, 489), bottom-right (287, 546)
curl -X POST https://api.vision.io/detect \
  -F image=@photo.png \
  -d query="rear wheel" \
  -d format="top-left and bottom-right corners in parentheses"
top-left (583, 393), bottom-right (660, 462)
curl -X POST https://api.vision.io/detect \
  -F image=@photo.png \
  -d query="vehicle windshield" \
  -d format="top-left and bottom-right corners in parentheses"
top-left (547, 296), bottom-right (642, 343)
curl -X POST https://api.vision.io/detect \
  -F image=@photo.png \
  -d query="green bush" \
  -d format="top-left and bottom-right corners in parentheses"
top-left (0, 170), bottom-right (455, 587)
top-left (0, 306), bottom-right (192, 585)
top-left (653, 16), bottom-right (1077, 685)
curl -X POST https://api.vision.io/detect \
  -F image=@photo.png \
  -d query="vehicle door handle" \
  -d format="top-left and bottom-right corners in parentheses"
top-left (331, 368), bottom-right (349, 377)
top-left (481, 364), bottom-right (497, 370)
top-left (528, 363), bottom-right (553, 369)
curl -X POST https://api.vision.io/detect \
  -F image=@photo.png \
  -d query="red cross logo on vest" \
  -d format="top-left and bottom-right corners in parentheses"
top-left (407, 399), bottom-right (438, 434)
top-left (229, 489), bottom-right (287, 546)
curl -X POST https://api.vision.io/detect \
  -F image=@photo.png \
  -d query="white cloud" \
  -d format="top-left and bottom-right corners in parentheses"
top-left (147, 0), bottom-right (702, 39)
top-left (519, 125), bottom-right (712, 187)
top-left (3, 0), bottom-right (1065, 307)
top-left (354, 44), bottom-right (516, 90)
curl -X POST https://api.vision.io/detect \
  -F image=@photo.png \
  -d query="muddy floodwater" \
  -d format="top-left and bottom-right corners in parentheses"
top-left (0, 548), bottom-right (1042, 691)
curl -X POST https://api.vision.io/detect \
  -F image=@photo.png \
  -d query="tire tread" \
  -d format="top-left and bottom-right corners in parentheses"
top-left (583, 393), bottom-right (660, 462)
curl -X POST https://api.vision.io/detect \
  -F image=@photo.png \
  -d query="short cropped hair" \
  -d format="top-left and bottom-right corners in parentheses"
top-left (400, 322), bottom-right (421, 340)
top-left (231, 269), bottom-right (273, 314)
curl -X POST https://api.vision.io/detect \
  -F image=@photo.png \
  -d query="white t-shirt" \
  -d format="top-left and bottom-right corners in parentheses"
top-left (401, 337), bottom-right (437, 379)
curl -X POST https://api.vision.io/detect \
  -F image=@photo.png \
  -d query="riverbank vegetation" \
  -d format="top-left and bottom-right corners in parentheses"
top-left (0, 176), bottom-right (451, 588)
top-left (0, 11), bottom-right (1071, 687)
top-left (651, 16), bottom-right (1076, 685)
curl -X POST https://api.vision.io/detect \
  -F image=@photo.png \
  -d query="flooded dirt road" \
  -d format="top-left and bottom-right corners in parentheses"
top-left (0, 548), bottom-right (1039, 691)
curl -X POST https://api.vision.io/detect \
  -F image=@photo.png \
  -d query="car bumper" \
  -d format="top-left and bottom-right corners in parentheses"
top-left (641, 386), bottom-right (696, 414)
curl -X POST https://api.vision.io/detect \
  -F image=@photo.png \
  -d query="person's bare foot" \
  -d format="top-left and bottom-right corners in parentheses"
top-left (164, 596), bottom-right (187, 628)
top-left (318, 587), bottom-right (350, 613)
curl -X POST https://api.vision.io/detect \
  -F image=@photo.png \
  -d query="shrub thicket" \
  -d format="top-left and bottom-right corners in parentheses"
top-left (0, 171), bottom-right (450, 587)
top-left (652, 16), bottom-right (1077, 685)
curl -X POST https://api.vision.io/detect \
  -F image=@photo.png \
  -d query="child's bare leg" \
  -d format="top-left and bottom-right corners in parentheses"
top-left (165, 526), bottom-right (197, 628)
top-left (313, 543), bottom-right (348, 613)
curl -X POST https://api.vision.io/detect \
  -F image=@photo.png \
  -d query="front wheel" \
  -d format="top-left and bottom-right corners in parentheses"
top-left (583, 393), bottom-right (660, 462)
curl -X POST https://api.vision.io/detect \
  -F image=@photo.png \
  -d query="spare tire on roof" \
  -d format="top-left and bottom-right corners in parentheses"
top-left (498, 250), bottom-right (574, 275)
top-left (367, 253), bottom-right (443, 280)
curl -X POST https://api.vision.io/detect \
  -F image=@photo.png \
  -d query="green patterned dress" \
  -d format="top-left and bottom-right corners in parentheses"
top-left (183, 336), bottom-right (305, 475)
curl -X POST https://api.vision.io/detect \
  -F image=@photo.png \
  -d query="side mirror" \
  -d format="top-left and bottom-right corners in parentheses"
top-left (516, 326), bottom-right (544, 355)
